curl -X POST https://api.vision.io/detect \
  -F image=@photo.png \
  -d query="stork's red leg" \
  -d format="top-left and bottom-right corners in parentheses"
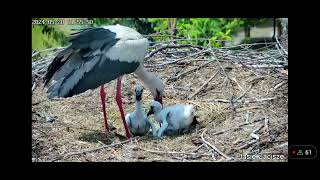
top-left (115, 76), bottom-right (131, 138)
top-left (100, 85), bottom-right (109, 131)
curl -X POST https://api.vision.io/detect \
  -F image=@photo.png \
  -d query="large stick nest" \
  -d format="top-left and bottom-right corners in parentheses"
top-left (32, 39), bottom-right (288, 162)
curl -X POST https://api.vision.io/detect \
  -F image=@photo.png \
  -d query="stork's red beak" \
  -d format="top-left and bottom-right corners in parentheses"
top-left (155, 89), bottom-right (163, 106)
top-left (154, 96), bottom-right (163, 106)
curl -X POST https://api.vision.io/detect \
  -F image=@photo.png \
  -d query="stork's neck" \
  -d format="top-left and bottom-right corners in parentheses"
top-left (134, 64), bottom-right (154, 85)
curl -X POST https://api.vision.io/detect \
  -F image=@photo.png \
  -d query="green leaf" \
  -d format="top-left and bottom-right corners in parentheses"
top-left (225, 29), bottom-right (231, 36)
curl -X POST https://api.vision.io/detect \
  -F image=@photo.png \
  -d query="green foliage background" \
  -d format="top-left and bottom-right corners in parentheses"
top-left (148, 18), bottom-right (246, 47)
top-left (32, 18), bottom-right (269, 51)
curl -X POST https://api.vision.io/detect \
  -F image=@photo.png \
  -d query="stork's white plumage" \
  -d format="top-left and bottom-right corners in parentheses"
top-left (44, 24), bottom-right (164, 138)
top-left (125, 85), bottom-right (157, 136)
top-left (103, 26), bottom-right (149, 63)
top-left (147, 101), bottom-right (198, 138)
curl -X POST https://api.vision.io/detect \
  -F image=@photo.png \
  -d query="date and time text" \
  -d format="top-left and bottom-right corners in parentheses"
top-left (32, 19), bottom-right (94, 25)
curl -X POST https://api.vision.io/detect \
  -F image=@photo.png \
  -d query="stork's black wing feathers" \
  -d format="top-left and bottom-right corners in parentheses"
top-left (44, 27), bottom-right (141, 99)
top-left (70, 28), bottom-right (117, 50)
top-left (65, 55), bottom-right (139, 97)
top-left (44, 28), bottom-right (118, 86)
top-left (44, 48), bottom-right (74, 86)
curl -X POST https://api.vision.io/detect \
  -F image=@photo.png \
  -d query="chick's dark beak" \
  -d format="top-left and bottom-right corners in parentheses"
top-left (136, 93), bottom-right (142, 101)
top-left (135, 89), bottom-right (143, 101)
top-left (147, 107), bottom-right (154, 117)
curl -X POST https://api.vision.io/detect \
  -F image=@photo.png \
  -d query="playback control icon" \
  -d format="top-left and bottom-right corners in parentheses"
top-left (289, 145), bottom-right (317, 159)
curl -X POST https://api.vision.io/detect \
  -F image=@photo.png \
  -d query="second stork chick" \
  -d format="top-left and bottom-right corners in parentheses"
top-left (125, 85), bottom-right (156, 136)
top-left (147, 101), bottom-right (198, 138)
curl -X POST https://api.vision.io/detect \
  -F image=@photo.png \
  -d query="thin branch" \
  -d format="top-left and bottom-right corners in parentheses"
top-left (245, 111), bottom-right (252, 123)
top-left (250, 123), bottom-right (265, 140)
top-left (168, 60), bottom-right (214, 81)
top-left (213, 51), bottom-right (236, 110)
top-left (188, 69), bottom-right (220, 99)
top-left (50, 138), bottom-right (135, 161)
top-left (264, 116), bottom-right (271, 140)
top-left (145, 35), bottom-right (231, 42)
top-left (236, 140), bottom-right (257, 150)
top-left (220, 42), bottom-right (276, 50)
top-left (246, 76), bottom-right (266, 84)
top-left (138, 147), bottom-right (212, 157)
top-left (32, 83), bottom-right (37, 92)
top-left (234, 84), bottom-right (253, 102)
top-left (146, 44), bottom-right (204, 60)
top-left (151, 158), bottom-right (176, 162)
top-left (144, 34), bottom-right (181, 38)
top-left (208, 97), bottom-right (277, 104)
top-left (239, 64), bottom-right (286, 69)
top-left (210, 117), bottom-right (266, 136)
top-left (147, 49), bottom-right (211, 67)
top-left (32, 46), bottom-right (66, 58)
top-left (231, 77), bottom-right (245, 92)
top-left (270, 81), bottom-right (288, 92)
top-left (32, 58), bottom-right (53, 67)
top-left (276, 142), bottom-right (288, 148)
top-left (207, 99), bottom-right (232, 103)
top-left (244, 97), bottom-right (277, 103)
top-left (32, 71), bottom-right (45, 78)
top-left (192, 143), bottom-right (205, 153)
top-left (201, 129), bottom-right (231, 160)
top-left (32, 100), bottom-right (46, 106)
top-left (274, 36), bottom-right (288, 56)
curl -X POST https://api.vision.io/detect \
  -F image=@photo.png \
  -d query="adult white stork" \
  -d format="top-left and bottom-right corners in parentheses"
top-left (44, 24), bottom-right (164, 139)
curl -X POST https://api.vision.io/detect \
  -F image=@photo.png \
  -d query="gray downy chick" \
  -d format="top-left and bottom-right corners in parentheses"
top-left (125, 85), bottom-right (157, 136)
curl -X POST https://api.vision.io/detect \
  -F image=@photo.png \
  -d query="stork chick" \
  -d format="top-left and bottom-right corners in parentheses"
top-left (147, 101), bottom-right (198, 138)
top-left (125, 85), bottom-right (157, 136)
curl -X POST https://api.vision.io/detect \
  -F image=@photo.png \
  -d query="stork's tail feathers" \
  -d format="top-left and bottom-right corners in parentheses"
top-left (43, 47), bottom-right (73, 87)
